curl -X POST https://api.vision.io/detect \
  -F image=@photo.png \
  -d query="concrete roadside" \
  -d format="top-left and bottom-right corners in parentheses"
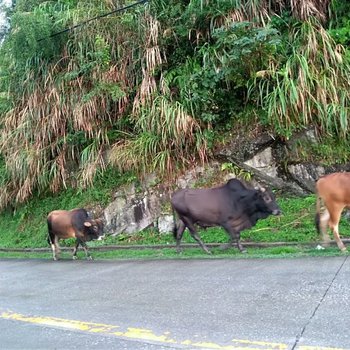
top-left (0, 256), bottom-right (349, 349)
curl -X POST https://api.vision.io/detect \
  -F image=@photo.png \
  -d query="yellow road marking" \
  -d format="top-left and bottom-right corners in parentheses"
top-left (1, 310), bottom-right (120, 333)
top-left (0, 309), bottom-right (348, 350)
top-left (232, 339), bottom-right (287, 349)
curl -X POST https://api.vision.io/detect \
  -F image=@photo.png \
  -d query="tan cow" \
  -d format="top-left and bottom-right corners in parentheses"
top-left (47, 208), bottom-right (104, 260)
top-left (315, 172), bottom-right (350, 252)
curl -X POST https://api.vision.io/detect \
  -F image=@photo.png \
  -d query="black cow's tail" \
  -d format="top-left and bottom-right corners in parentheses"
top-left (47, 217), bottom-right (53, 246)
top-left (172, 206), bottom-right (178, 239)
top-left (315, 191), bottom-right (321, 234)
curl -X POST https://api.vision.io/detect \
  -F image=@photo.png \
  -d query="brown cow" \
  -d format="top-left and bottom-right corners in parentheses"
top-left (47, 208), bottom-right (104, 260)
top-left (315, 172), bottom-right (350, 252)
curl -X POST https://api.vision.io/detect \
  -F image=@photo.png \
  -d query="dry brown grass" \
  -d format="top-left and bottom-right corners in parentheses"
top-left (0, 0), bottom-right (337, 209)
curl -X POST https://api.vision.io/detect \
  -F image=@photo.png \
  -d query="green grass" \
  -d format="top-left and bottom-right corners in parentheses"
top-left (91, 195), bottom-right (350, 247)
top-left (1, 193), bottom-right (350, 260)
top-left (0, 246), bottom-right (346, 261)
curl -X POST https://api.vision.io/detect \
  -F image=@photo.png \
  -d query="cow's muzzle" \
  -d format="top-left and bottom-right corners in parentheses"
top-left (272, 209), bottom-right (282, 215)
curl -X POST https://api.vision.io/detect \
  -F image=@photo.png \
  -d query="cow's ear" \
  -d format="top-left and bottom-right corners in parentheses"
top-left (84, 221), bottom-right (92, 227)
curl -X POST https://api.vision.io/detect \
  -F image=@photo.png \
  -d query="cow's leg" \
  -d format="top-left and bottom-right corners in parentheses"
top-left (175, 220), bottom-right (186, 253)
top-left (49, 236), bottom-right (57, 260)
top-left (72, 239), bottom-right (80, 260)
top-left (51, 242), bottom-right (57, 260)
top-left (72, 231), bottom-right (92, 260)
top-left (332, 223), bottom-right (347, 252)
top-left (182, 217), bottom-right (211, 254)
top-left (53, 236), bottom-right (61, 260)
top-left (80, 241), bottom-right (93, 260)
top-left (319, 209), bottom-right (331, 247)
top-left (235, 232), bottom-right (246, 253)
top-left (219, 233), bottom-right (234, 250)
top-left (222, 225), bottom-right (246, 253)
top-left (328, 205), bottom-right (347, 252)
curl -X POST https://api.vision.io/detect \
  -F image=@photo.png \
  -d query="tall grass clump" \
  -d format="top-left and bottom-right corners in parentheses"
top-left (110, 96), bottom-right (207, 176)
top-left (0, 2), bottom-right (156, 208)
top-left (250, 18), bottom-right (350, 139)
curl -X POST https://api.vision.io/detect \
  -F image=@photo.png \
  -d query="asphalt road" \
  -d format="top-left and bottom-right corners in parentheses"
top-left (0, 256), bottom-right (349, 350)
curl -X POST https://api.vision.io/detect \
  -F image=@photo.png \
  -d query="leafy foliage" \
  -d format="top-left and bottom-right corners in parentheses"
top-left (329, 0), bottom-right (350, 45)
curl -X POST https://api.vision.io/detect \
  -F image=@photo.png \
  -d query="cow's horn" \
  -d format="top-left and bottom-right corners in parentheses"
top-left (84, 221), bottom-right (92, 227)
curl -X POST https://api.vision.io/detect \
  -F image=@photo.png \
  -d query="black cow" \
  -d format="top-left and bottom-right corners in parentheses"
top-left (171, 178), bottom-right (281, 254)
top-left (47, 208), bottom-right (104, 260)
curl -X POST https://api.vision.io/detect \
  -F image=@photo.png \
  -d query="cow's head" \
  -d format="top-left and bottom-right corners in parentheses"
top-left (254, 187), bottom-right (281, 216)
top-left (84, 218), bottom-right (105, 240)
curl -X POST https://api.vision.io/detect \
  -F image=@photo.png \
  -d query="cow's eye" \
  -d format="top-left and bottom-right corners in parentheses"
top-left (263, 193), bottom-right (272, 202)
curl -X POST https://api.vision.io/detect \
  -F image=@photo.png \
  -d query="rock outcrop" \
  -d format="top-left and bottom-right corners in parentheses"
top-left (102, 126), bottom-right (350, 235)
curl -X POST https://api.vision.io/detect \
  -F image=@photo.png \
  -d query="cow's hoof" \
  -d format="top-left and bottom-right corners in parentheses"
top-left (341, 247), bottom-right (348, 253)
top-left (219, 243), bottom-right (230, 251)
top-left (87, 256), bottom-right (93, 260)
top-left (240, 249), bottom-right (247, 254)
top-left (72, 256), bottom-right (78, 260)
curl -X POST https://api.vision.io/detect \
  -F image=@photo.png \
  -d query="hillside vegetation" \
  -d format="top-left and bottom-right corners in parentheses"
top-left (0, 0), bottom-right (349, 210)
top-left (0, 1), bottom-right (350, 252)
